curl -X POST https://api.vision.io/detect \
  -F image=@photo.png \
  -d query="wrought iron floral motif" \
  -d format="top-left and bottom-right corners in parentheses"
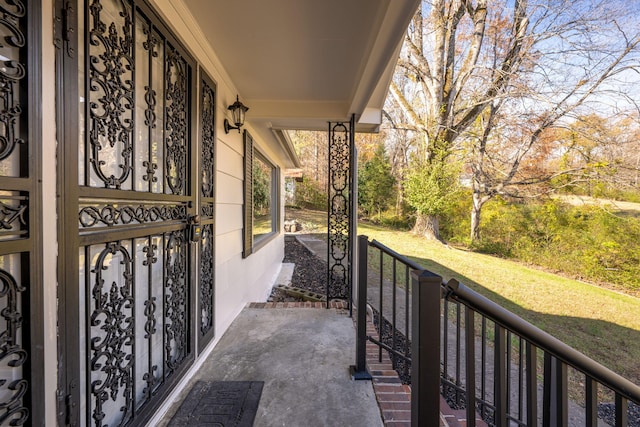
top-left (201, 82), bottom-right (215, 198)
top-left (201, 203), bottom-right (214, 219)
top-left (142, 25), bottom-right (159, 57)
top-left (0, 266), bottom-right (29, 426)
top-left (88, 0), bottom-right (134, 189)
top-left (0, 0), bottom-right (26, 162)
top-left (327, 121), bottom-right (353, 301)
top-left (165, 230), bottom-right (188, 373)
top-left (142, 160), bottom-right (157, 184)
top-left (141, 365), bottom-right (159, 403)
top-left (89, 242), bottom-right (134, 426)
top-left (141, 241), bottom-right (160, 403)
top-left (78, 203), bottom-right (187, 227)
top-left (142, 24), bottom-right (159, 188)
top-left (200, 224), bottom-right (214, 336)
top-left (0, 200), bottom-right (26, 230)
top-left (165, 47), bottom-right (188, 195)
top-left (143, 85), bottom-right (157, 129)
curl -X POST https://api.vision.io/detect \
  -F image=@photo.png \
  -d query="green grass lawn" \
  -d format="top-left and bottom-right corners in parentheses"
top-left (289, 208), bottom-right (640, 386)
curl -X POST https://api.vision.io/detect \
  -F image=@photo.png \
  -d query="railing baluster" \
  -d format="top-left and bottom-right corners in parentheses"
top-left (545, 355), bottom-right (568, 427)
top-left (543, 352), bottom-right (552, 427)
top-left (526, 342), bottom-right (537, 427)
top-left (404, 264), bottom-right (410, 381)
top-left (495, 324), bottom-right (507, 427)
top-left (444, 297), bottom-right (449, 387)
top-left (518, 336), bottom-right (524, 421)
top-left (378, 249), bottom-right (383, 362)
top-left (556, 358), bottom-right (568, 427)
top-left (585, 377), bottom-right (597, 427)
top-left (456, 300), bottom-right (462, 406)
top-left (465, 306), bottom-right (476, 427)
top-left (615, 393), bottom-right (628, 427)
top-left (507, 330), bottom-right (512, 420)
top-left (392, 257), bottom-right (397, 368)
top-left (481, 316), bottom-right (487, 417)
top-left (411, 270), bottom-right (442, 427)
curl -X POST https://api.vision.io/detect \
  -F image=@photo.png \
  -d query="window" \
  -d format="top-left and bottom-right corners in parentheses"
top-left (243, 131), bottom-right (279, 257)
top-left (253, 154), bottom-right (274, 240)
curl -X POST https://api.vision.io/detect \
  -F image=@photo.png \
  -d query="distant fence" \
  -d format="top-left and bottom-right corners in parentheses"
top-left (353, 235), bottom-right (640, 427)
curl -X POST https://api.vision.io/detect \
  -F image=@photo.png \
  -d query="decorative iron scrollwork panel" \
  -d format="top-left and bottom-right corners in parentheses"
top-left (165, 46), bottom-right (188, 196)
top-left (84, 232), bottom-right (191, 424)
top-left (164, 230), bottom-right (188, 374)
top-left (87, 0), bottom-right (135, 190)
top-left (0, 1), bottom-right (34, 425)
top-left (83, 0), bottom-right (192, 196)
top-left (199, 224), bottom-right (213, 336)
top-left (78, 201), bottom-right (188, 228)
top-left (88, 241), bottom-right (135, 427)
top-left (0, 0), bottom-right (27, 170)
top-left (133, 235), bottom-right (163, 410)
top-left (200, 203), bottom-right (214, 220)
top-left (327, 121), bottom-right (352, 301)
top-left (0, 255), bottom-right (29, 426)
top-left (201, 81), bottom-right (215, 198)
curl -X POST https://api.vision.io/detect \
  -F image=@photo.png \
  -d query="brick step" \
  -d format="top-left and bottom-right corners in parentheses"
top-left (439, 396), bottom-right (489, 427)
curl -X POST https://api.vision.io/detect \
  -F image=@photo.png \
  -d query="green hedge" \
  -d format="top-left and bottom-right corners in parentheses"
top-left (452, 198), bottom-right (640, 293)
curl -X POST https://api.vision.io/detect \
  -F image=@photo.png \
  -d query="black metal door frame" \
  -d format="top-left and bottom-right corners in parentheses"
top-left (55, 0), bottom-right (213, 424)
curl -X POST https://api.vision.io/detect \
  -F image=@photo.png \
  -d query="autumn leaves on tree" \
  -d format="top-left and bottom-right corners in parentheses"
top-left (385, 0), bottom-right (640, 241)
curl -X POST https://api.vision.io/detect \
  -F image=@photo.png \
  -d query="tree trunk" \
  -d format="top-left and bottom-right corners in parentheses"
top-left (470, 199), bottom-right (481, 242)
top-left (470, 191), bottom-right (490, 243)
top-left (412, 213), bottom-right (441, 241)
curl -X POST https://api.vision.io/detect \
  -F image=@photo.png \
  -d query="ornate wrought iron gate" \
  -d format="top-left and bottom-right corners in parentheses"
top-left (0, 1), bottom-right (44, 425)
top-left (56, 0), bottom-right (215, 425)
top-left (327, 115), bottom-right (355, 304)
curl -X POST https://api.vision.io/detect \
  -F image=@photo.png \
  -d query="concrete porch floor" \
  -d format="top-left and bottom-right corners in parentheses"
top-left (153, 306), bottom-right (385, 427)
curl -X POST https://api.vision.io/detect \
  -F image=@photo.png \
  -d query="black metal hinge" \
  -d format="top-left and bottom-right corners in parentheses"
top-left (57, 383), bottom-right (78, 426)
top-left (54, 2), bottom-right (75, 57)
top-left (65, 392), bottom-right (77, 426)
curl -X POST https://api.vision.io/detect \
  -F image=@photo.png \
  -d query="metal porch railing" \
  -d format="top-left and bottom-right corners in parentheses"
top-left (352, 235), bottom-right (640, 427)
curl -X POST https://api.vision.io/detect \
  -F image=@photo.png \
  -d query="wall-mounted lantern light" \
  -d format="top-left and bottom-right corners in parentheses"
top-left (224, 95), bottom-right (249, 134)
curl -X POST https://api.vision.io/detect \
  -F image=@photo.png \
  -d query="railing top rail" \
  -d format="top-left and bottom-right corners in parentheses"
top-left (367, 238), bottom-right (423, 271)
top-left (445, 278), bottom-right (640, 403)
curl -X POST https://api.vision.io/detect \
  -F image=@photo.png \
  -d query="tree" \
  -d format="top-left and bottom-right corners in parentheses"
top-left (388, 0), bottom-right (531, 239)
top-left (386, 0), bottom-right (640, 241)
top-left (405, 155), bottom-right (460, 239)
top-left (548, 115), bottom-right (639, 198)
top-left (253, 160), bottom-right (271, 215)
top-left (358, 143), bottom-right (397, 217)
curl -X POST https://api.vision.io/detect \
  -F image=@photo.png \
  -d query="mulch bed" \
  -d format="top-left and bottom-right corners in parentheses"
top-left (269, 235), bottom-right (346, 302)
top-left (283, 236), bottom-right (327, 295)
top-left (268, 235), bottom-right (327, 302)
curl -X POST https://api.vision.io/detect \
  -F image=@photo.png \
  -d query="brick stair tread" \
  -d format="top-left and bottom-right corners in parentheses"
top-left (439, 397), bottom-right (489, 427)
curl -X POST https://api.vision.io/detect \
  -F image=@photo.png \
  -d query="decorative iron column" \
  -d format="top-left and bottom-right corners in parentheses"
top-left (327, 115), bottom-right (356, 306)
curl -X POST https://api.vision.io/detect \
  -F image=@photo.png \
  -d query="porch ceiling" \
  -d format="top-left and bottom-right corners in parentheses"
top-left (181, 0), bottom-right (420, 132)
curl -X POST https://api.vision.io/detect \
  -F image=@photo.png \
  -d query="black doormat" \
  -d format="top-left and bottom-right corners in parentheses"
top-left (168, 381), bottom-right (264, 426)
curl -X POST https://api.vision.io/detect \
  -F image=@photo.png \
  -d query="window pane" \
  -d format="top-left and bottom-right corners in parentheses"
top-left (253, 155), bottom-right (274, 241)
